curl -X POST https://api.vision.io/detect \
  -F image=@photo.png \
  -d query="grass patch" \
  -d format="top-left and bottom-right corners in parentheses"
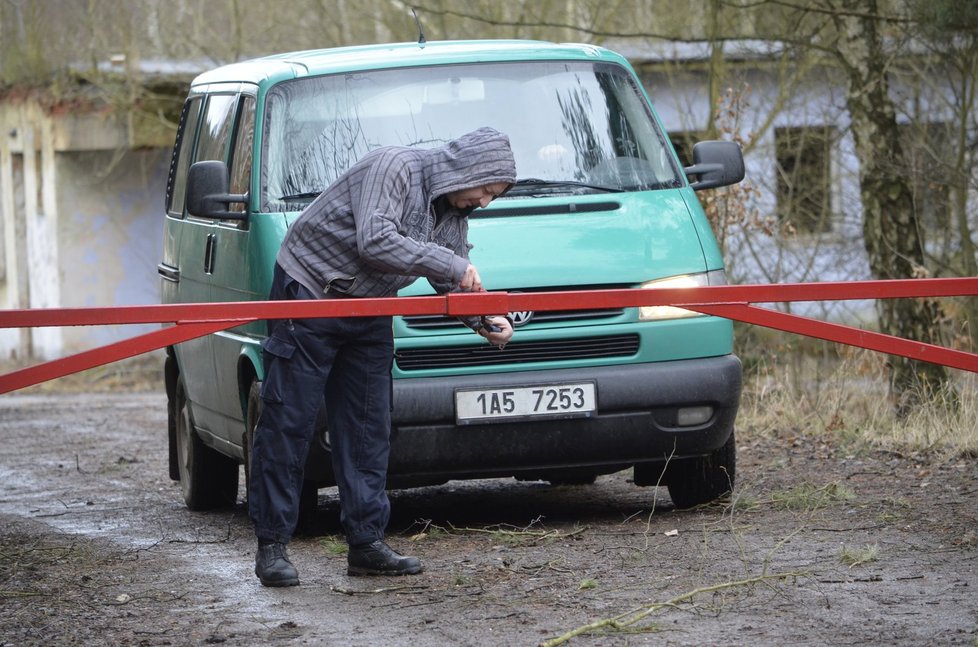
top-left (839, 543), bottom-right (879, 568)
top-left (320, 535), bottom-right (348, 556)
top-left (769, 481), bottom-right (855, 512)
top-left (738, 341), bottom-right (978, 458)
top-left (0, 353), bottom-right (165, 394)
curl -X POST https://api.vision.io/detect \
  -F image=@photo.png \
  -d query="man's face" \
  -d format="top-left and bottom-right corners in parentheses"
top-left (445, 182), bottom-right (510, 210)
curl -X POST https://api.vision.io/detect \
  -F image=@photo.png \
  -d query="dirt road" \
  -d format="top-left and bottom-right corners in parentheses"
top-left (1, 391), bottom-right (976, 646)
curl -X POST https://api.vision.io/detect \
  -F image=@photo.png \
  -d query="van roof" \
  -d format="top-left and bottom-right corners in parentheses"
top-left (190, 40), bottom-right (627, 88)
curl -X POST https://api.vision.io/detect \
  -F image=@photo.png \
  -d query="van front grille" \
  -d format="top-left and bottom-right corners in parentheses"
top-left (401, 285), bottom-right (629, 330)
top-left (402, 307), bottom-right (625, 330)
top-left (394, 334), bottom-right (639, 371)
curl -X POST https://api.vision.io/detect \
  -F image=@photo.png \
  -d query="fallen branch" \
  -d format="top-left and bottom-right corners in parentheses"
top-left (450, 524), bottom-right (588, 542)
top-left (330, 584), bottom-right (429, 596)
top-left (0, 590), bottom-right (43, 598)
top-left (539, 570), bottom-right (807, 647)
top-left (411, 519), bottom-right (589, 545)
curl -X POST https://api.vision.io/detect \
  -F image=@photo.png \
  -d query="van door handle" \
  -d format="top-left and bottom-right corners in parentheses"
top-left (158, 262), bottom-right (180, 283)
top-left (204, 233), bottom-right (216, 275)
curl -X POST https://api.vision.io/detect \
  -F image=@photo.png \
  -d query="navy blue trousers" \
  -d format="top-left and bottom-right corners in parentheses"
top-left (248, 263), bottom-right (394, 546)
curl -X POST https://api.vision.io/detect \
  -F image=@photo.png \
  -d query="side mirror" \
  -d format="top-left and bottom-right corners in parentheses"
top-left (186, 160), bottom-right (249, 220)
top-left (683, 141), bottom-right (745, 191)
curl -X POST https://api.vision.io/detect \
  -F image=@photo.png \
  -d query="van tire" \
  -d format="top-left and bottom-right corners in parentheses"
top-left (165, 353), bottom-right (180, 481)
top-left (174, 378), bottom-right (239, 510)
top-left (664, 431), bottom-right (736, 509)
top-left (244, 379), bottom-right (261, 493)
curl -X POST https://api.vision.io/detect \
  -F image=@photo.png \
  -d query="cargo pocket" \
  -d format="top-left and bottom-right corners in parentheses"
top-left (259, 326), bottom-right (323, 441)
top-left (262, 333), bottom-right (296, 362)
top-left (260, 328), bottom-right (297, 406)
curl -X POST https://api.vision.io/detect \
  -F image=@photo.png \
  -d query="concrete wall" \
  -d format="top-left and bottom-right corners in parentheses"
top-left (1, 102), bottom-right (62, 359)
top-left (56, 149), bottom-right (169, 350)
top-left (0, 98), bottom-right (168, 360)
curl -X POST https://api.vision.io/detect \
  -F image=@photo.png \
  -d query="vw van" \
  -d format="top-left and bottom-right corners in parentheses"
top-left (159, 40), bottom-right (745, 514)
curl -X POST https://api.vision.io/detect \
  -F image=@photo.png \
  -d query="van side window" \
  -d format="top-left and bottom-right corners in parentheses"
top-left (166, 96), bottom-right (203, 217)
top-left (228, 96), bottom-right (256, 216)
top-left (195, 94), bottom-right (238, 165)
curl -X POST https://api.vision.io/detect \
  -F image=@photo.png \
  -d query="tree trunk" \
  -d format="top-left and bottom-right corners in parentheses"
top-left (950, 45), bottom-right (978, 352)
top-left (832, 0), bottom-right (953, 415)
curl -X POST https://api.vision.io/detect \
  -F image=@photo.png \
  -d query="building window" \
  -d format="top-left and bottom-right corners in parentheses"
top-left (775, 125), bottom-right (834, 234)
top-left (900, 122), bottom-right (951, 235)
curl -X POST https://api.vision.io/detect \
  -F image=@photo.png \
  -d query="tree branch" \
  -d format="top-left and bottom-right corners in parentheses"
top-left (539, 570), bottom-right (808, 646)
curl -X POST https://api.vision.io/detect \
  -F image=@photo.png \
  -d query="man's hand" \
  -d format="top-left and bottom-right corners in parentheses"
top-left (460, 264), bottom-right (484, 292)
top-left (477, 316), bottom-right (513, 348)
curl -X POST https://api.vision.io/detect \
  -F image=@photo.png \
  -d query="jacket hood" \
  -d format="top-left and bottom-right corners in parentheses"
top-left (424, 127), bottom-right (517, 201)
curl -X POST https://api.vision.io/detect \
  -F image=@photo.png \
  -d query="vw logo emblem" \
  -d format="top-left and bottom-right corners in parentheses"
top-left (509, 310), bottom-right (534, 327)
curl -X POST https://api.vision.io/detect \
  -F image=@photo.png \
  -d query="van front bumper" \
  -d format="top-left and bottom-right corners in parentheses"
top-left (363, 354), bottom-right (741, 482)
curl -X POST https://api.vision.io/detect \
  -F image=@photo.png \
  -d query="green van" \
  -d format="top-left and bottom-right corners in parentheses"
top-left (159, 39), bottom-right (745, 514)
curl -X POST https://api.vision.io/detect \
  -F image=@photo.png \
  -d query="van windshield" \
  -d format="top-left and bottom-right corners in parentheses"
top-left (262, 60), bottom-right (683, 212)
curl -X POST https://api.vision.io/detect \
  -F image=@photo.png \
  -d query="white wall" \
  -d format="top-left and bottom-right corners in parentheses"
top-left (0, 100), bottom-right (168, 360)
top-left (56, 149), bottom-right (169, 351)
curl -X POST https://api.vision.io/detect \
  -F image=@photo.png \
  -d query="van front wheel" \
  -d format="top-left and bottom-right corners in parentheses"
top-left (244, 379), bottom-right (261, 493)
top-left (664, 432), bottom-right (736, 509)
top-left (174, 378), bottom-right (239, 510)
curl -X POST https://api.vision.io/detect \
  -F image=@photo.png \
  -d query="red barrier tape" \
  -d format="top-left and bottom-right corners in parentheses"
top-left (1, 277), bottom-right (976, 394)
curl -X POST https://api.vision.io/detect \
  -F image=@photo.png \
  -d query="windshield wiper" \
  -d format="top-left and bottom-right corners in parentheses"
top-left (279, 190), bottom-right (322, 201)
top-left (508, 178), bottom-right (625, 196)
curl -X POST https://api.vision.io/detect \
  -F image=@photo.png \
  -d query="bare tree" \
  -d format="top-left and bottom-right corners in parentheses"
top-left (819, 0), bottom-right (951, 413)
top-left (900, 0), bottom-right (978, 350)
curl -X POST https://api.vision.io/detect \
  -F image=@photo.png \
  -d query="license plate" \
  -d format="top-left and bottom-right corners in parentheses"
top-left (455, 382), bottom-right (597, 424)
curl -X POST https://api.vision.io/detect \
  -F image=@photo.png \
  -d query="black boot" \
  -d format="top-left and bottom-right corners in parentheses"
top-left (255, 542), bottom-right (300, 587)
top-left (347, 540), bottom-right (423, 576)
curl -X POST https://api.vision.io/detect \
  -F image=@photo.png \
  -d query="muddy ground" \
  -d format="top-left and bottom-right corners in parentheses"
top-left (1, 388), bottom-right (977, 646)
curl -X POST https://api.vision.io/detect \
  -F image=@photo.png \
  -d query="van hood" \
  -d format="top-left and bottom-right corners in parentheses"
top-left (399, 189), bottom-right (709, 294)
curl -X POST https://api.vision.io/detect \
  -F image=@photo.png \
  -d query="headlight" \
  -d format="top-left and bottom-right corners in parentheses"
top-left (638, 271), bottom-right (726, 321)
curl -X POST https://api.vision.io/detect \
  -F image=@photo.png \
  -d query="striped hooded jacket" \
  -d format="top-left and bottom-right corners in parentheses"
top-left (276, 127), bottom-right (516, 300)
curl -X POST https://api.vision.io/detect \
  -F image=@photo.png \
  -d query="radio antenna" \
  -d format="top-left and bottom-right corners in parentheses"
top-left (412, 8), bottom-right (426, 49)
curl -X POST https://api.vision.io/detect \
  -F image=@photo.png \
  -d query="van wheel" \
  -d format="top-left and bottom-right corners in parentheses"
top-left (173, 378), bottom-right (239, 510)
top-left (244, 379), bottom-right (318, 529)
top-left (244, 379), bottom-right (261, 492)
top-left (165, 355), bottom-right (179, 481)
top-left (664, 431), bottom-right (736, 509)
